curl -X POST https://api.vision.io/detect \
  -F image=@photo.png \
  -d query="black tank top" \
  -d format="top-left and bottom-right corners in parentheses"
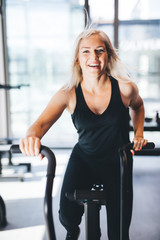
top-left (71, 76), bottom-right (130, 160)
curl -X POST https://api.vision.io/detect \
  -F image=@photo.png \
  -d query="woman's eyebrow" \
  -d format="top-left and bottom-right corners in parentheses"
top-left (96, 46), bottom-right (105, 48)
top-left (80, 46), bottom-right (105, 49)
top-left (80, 47), bottom-right (90, 49)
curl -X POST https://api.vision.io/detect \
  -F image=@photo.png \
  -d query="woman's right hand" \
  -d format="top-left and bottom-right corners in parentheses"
top-left (19, 136), bottom-right (43, 159)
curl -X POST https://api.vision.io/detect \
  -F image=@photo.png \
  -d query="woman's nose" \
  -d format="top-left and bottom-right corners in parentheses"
top-left (90, 51), bottom-right (98, 59)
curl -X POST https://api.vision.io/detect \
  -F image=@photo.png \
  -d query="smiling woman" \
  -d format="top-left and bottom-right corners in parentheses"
top-left (19, 26), bottom-right (147, 240)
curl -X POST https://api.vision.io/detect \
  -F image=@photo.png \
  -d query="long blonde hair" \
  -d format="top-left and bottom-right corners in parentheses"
top-left (65, 28), bottom-right (132, 90)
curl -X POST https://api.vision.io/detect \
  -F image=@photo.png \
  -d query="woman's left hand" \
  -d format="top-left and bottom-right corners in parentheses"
top-left (131, 136), bottom-right (148, 155)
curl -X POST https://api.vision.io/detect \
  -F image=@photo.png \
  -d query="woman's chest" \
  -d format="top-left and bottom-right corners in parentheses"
top-left (84, 92), bottom-right (111, 115)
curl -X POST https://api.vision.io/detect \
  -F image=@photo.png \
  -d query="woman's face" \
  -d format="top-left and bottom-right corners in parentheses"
top-left (78, 34), bottom-right (108, 78)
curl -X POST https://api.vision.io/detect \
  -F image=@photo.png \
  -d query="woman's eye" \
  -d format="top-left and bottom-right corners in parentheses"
top-left (83, 50), bottom-right (89, 53)
top-left (97, 49), bottom-right (104, 53)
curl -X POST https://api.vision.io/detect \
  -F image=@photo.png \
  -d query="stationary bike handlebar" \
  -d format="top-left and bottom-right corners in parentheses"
top-left (120, 142), bottom-right (160, 156)
top-left (119, 141), bottom-right (160, 240)
top-left (120, 141), bottom-right (155, 152)
top-left (10, 144), bottom-right (56, 240)
top-left (10, 145), bottom-right (56, 177)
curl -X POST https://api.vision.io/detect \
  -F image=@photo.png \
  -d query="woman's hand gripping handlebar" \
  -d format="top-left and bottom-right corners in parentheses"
top-left (120, 142), bottom-right (155, 154)
top-left (10, 145), bottom-right (56, 177)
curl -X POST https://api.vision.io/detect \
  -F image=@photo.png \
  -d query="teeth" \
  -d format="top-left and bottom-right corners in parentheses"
top-left (89, 64), bottom-right (99, 67)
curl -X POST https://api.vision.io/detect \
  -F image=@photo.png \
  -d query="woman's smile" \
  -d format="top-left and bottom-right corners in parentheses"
top-left (88, 63), bottom-right (100, 68)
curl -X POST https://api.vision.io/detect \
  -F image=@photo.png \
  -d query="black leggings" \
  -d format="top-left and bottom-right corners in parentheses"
top-left (59, 144), bottom-right (133, 240)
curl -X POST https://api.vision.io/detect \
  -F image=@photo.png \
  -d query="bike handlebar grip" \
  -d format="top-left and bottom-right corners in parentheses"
top-left (10, 144), bottom-right (21, 154)
top-left (121, 142), bottom-right (155, 152)
top-left (10, 144), bottom-right (56, 177)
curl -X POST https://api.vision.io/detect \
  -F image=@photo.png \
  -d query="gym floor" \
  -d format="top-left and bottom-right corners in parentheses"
top-left (0, 137), bottom-right (160, 240)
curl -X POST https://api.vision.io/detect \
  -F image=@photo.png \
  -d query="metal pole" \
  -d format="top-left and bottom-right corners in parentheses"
top-left (84, 0), bottom-right (90, 27)
top-left (1, 0), bottom-right (11, 137)
top-left (114, 0), bottom-right (119, 49)
top-left (84, 202), bottom-right (100, 240)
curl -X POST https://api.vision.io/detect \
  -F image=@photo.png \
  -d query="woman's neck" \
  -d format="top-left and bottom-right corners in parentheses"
top-left (81, 74), bottom-right (109, 93)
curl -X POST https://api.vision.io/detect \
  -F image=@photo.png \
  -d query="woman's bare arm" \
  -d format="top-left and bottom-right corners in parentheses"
top-left (119, 81), bottom-right (147, 150)
top-left (20, 88), bottom-right (71, 156)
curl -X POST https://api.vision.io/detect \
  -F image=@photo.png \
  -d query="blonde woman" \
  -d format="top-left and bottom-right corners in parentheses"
top-left (20, 29), bottom-right (147, 240)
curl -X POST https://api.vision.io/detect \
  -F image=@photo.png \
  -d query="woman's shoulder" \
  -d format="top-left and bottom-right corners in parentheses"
top-left (117, 77), bottom-right (139, 107)
top-left (56, 85), bottom-right (75, 98)
top-left (118, 78), bottom-right (138, 99)
top-left (59, 86), bottom-right (76, 113)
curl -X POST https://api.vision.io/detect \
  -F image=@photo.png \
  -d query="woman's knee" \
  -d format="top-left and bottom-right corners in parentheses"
top-left (59, 201), bottom-right (83, 230)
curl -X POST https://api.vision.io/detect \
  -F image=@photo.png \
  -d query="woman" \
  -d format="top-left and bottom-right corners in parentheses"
top-left (20, 29), bottom-right (147, 240)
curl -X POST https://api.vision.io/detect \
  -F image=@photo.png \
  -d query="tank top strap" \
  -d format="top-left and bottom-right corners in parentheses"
top-left (74, 83), bottom-right (86, 111)
top-left (109, 76), bottom-right (125, 109)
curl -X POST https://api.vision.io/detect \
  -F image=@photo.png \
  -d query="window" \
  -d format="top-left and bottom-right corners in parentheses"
top-left (119, 0), bottom-right (160, 117)
top-left (5, 0), bottom-right (84, 146)
top-left (89, 0), bottom-right (114, 42)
